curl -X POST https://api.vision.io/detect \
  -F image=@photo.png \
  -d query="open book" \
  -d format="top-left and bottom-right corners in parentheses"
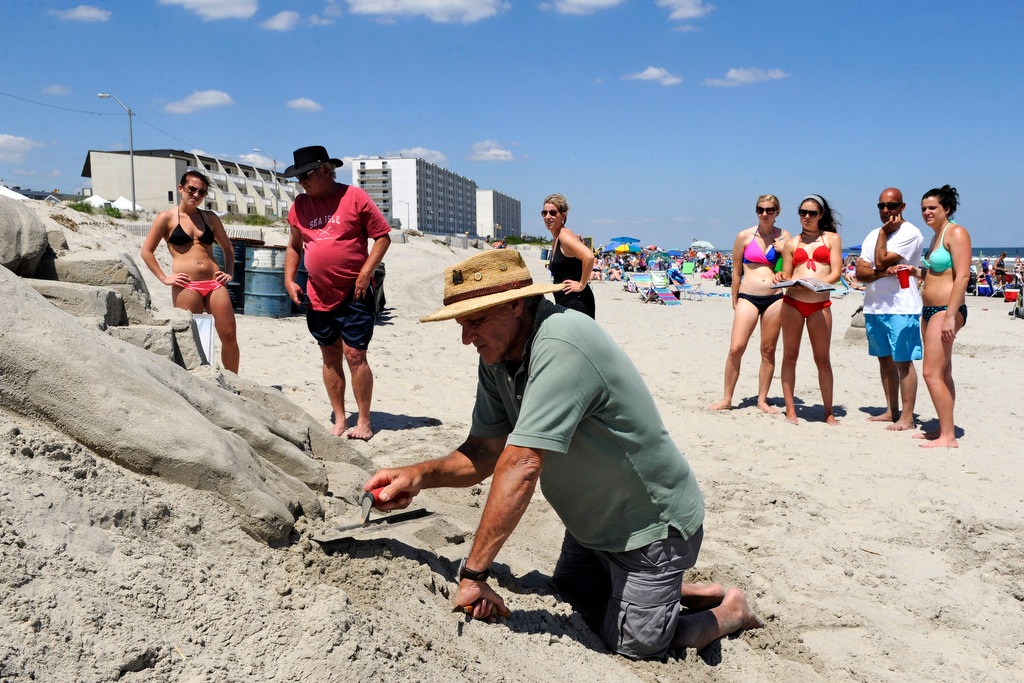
top-left (771, 278), bottom-right (835, 292)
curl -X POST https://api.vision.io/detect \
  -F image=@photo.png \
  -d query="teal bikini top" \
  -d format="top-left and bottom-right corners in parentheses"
top-left (922, 221), bottom-right (953, 273)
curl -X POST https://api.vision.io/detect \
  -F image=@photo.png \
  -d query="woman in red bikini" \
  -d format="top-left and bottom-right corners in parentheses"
top-left (777, 194), bottom-right (843, 425)
top-left (141, 170), bottom-right (239, 373)
top-left (710, 194), bottom-right (792, 412)
top-left (914, 185), bottom-right (971, 448)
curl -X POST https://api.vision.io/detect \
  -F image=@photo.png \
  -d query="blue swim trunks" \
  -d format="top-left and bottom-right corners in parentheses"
top-left (865, 313), bottom-right (922, 362)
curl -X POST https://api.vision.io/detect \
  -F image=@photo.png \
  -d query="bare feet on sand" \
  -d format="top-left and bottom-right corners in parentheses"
top-left (757, 401), bottom-right (780, 415)
top-left (825, 414), bottom-right (840, 426)
top-left (885, 419), bottom-right (915, 432)
top-left (346, 421), bottom-right (374, 441)
top-left (913, 431), bottom-right (957, 448)
top-left (680, 582), bottom-right (726, 611)
top-left (708, 399), bottom-right (732, 411)
top-left (867, 411), bottom-right (893, 422)
top-left (671, 587), bottom-right (764, 652)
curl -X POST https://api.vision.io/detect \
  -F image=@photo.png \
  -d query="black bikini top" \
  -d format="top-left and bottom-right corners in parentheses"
top-left (168, 208), bottom-right (215, 246)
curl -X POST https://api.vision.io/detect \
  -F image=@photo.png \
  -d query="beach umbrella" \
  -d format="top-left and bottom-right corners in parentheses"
top-left (666, 250), bottom-right (683, 257)
top-left (602, 242), bottom-right (623, 253)
top-left (609, 236), bottom-right (640, 244)
top-left (615, 243), bottom-right (642, 254)
top-left (689, 240), bottom-right (715, 251)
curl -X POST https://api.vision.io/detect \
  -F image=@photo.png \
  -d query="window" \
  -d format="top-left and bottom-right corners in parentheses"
top-left (168, 191), bottom-right (173, 202)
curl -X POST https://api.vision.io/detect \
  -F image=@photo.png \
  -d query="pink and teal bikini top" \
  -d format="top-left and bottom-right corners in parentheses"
top-left (743, 231), bottom-right (779, 266)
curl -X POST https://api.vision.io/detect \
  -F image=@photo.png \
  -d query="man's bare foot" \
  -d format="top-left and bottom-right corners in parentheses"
top-left (825, 414), bottom-right (840, 426)
top-left (784, 413), bottom-right (798, 425)
top-left (886, 419), bottom-right (915, 431)
top-left (330, 422), bottom-right (347, 437)
top-left (708, 399), bottom-right (732, 411)
top-left (867, 412), bottom-right (893, 422)
top-left (920, 435), bottom-right (958, 448)
top-left (913, 430), bottom-right (939, 440)
top-left (346, 422), bottom-right (373, 441)
top-left (680, 582), bottom-right (726, 610)
top-left (672, 587), bottom-right (764, 652)
top-left (757, 401), bottom-right (780, 415)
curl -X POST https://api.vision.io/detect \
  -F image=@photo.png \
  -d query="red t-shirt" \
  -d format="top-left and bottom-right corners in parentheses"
top-left (288, 184), bottom-right (391, 310)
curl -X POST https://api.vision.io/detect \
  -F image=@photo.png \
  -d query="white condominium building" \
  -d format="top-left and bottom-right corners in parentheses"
top-left (476, 189), bottom-right (522, 241)
top-left (82, 149), bottom-right (300, 217)
top-left (352, 157), bottom-right (479, 235)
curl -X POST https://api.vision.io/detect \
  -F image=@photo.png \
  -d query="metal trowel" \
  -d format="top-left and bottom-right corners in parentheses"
top-left (312, 487), bottom-right (435, 545)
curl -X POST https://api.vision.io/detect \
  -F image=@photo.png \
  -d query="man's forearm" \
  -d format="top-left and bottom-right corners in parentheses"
top-left (465, 446), bottom-right (543, 571)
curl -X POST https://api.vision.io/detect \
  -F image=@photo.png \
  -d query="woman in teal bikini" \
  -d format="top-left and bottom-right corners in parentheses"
top-left (710, 194), bottom-right (791, 412)
top-left (915, 185), bottom-right (971, 448)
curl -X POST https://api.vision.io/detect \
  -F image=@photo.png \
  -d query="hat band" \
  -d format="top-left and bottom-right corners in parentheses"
top-left (443, 277), bottom-right (534, 306)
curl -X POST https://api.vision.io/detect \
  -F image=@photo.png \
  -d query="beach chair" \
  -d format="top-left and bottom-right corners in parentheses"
top-left (678, 279), bottom-right (704, 301)
top-left (629, 273), bottom-right (655, 302)
top-left (682, 261), bottom-right (696, 277)
top-left (649, 271), bottom-right (681, 306)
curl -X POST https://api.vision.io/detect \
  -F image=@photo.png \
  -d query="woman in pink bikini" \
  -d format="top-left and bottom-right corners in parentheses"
top-left (141, 170), bottom-right (239, 373)
top-left (710, 194), bottom-right (792, 412)
top-left (777, 194), bottom-right (843, 425)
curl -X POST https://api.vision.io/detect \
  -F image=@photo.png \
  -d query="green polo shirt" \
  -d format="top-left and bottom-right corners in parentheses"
top-left (470, 300), bottom-right (704, 553)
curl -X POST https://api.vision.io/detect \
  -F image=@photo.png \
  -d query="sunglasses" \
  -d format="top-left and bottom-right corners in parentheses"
top-left (184, 185), bottom-right (208, 196)
top-left (755, 207), bottom-right (777, 215)
top-left (541, 209), bottom-right (560, 217)
top-left (798, 209), bottom-right (820, 217)
top-left (297, 166), bottom-right (321, 182)
top-left (877, 202), bottom-right (903, 210)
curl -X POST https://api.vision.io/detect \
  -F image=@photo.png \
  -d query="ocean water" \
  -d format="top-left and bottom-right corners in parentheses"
top-left (973, 247), bottom-right (1023, 259)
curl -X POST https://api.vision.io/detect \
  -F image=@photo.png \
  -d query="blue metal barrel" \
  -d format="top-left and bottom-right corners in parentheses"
top-left (244, 245), bottom-right (292, 318)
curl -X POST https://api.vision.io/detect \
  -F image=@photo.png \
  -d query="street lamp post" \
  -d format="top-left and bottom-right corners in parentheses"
top-left (97, 93), bottom-right (135, 211)
top-left (396, 199), bottom-right (410, 230)
top-left (253, 147), bottom-right (278, 176)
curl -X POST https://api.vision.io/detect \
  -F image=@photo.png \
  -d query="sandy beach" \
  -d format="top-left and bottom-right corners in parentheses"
top-left (2, 203), bottom-right (1022, 681)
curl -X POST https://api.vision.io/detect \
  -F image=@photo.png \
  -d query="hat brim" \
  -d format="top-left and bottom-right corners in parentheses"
top-left (281, 157), bottom-right (344, 178)
top-left (419, 283), bottom-right (563, 323)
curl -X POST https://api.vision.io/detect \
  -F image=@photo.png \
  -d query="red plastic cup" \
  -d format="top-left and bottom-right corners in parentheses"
top-left (897, 268), bottom-right (911, 288)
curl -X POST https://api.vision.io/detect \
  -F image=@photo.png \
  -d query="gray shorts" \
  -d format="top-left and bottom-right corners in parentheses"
top-left (552, 526), bottom-right (703, 659)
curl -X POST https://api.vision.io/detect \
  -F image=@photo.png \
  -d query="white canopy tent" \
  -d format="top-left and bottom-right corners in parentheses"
top-left (82, 194), bottom-right (110, 208)
top-left (0, 185), bottom-right (28, 201)
top-left (112, 195), bottom-right (142, 211)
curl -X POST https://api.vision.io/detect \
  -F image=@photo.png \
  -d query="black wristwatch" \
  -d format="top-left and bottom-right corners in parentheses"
top-left (458, 557), bottom-right (491, 582)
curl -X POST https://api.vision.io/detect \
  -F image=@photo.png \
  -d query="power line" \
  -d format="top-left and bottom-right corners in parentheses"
top-left (0, 89), bottom-right (114, 116)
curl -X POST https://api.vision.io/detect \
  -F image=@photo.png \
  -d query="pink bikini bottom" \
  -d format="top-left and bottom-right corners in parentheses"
top-left (183, 280), bottom-right (223, 297)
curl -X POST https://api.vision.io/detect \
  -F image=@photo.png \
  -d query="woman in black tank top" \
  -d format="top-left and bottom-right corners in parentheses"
top-left (542, 193), bottom-right (596, 318)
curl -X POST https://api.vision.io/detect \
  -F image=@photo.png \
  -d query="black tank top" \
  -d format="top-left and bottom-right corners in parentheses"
top-left (548, 238), bottom-right (596, 319)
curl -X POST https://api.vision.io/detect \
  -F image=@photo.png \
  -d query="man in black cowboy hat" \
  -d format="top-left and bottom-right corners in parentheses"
top-left (283, 145), bottom-right (391, 440)
top-left (365, 250), bottom-right (762, 660)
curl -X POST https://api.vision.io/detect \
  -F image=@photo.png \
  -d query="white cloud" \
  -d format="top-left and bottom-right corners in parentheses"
top-left (308, 14), bottom-right (335, 26)
top-left (345, 0), bottom-right (509, 24)
top-left (656, 0), bottom-right (714, 21)
top-left (42, 85), bottom-right (72, 96)
top-left (673, 24), bottom-right (700, 32)
top-left (539, 0), bottom-right (626, 15)
top-left (0, 134), bottom-right (45, 163)
top-left (262, 10), bottom-right (300, 30)
top-left (624, 66), bottom-right (682, 86)
top-left (13, 168), bottom-right (62, 178)
top-left (49, 5), bottom-right (111, 21)
top-left (164, 90), bottom-right (235, 114)
top-left (285, 97), bottom-right (324, 112)
top-left (467, 140), bottom-right (515, 162)
top-left (159, 0), bottom-right (258, 21)
top-left (388, 147), bottom-right (448, 164)
top-left (702, 67), bottom-right (789, 87)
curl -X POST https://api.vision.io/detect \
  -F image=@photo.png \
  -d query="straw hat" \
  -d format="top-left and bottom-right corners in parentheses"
top-left (420, 250), bottom-right (562, 322)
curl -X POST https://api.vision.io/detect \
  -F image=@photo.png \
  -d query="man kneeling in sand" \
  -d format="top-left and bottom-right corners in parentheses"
top-left (366, 250), bottom-right (762, 658)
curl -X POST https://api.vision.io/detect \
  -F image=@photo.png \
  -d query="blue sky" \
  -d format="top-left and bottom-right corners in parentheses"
top-left (2, 0), bottom-right (1022, 251)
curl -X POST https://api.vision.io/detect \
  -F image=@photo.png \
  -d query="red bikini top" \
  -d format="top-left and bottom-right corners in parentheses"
top-left (793, 244), bottom-right (830, 271)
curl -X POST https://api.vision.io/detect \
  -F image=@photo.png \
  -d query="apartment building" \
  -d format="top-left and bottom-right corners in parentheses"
top-left (476, 189), bottom-right (522, 240)
top-left (81, 149), bottom-right (299, 217)
top-left (352, 157), bottom-right (479, 235)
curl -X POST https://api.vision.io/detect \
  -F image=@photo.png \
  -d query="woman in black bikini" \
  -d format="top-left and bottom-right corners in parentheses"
top-left (778, 194), bottom-right (843, 426)
top-left (710, 194), bottom-right (791, 412)
top-left (542, 193), bottom-right (596, 318)
top-left (141, 170), bottom-right (239, 373)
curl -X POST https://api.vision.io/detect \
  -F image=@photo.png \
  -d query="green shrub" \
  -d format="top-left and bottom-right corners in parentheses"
top-left (101, 206), bottom-right (123, 219)
top-left (69, 202), bottom-right (94, 214)
top-left (244, 214), bottom-right (274, 227)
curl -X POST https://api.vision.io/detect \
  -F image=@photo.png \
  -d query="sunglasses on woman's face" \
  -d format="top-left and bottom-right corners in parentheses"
top-left (184, 185), bottom-right (207, 196)
top-left (798, 209), bottom-right (820, 217)
top-left (755, 206), bottom-right (777, 215)
top-left (541, 209), bottom-right (560, 217)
